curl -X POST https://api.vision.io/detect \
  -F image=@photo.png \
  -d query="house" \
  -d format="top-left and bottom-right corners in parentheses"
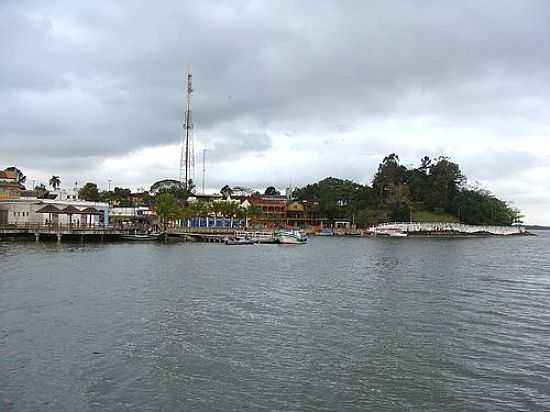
top-left (286, 201), bottom-right (306, 227)
top-left (187, 192), bottom-right (224, 203)
top-left (110, 206), bottom-right (154, 224)
top-left (0, 169), bottom-right (25, 200)
top-left (285, 200), bottom-right (325, 228)
top-left (249, 196), bottom-right (287, 228)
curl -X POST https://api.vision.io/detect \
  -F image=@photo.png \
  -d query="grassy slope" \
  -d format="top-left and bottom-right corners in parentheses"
top-left (412, 210), bottom-right (459, 223)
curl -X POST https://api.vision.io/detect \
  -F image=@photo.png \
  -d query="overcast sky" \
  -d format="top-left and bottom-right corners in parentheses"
top-left (1, 1), bottom-right (549, 223)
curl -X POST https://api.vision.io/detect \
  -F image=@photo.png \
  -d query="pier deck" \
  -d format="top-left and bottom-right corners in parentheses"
top-left (0, 224), bottom-right (124, 242)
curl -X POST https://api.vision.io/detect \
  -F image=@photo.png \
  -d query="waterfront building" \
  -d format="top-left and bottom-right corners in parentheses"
top-left (110, 206), bottom-right (154, 225)
top-left (249, 195), bottom-right (287, 228)
top-left (0, 196), bottom-right (110, 226)
top-left (286, 201), bottom-right (306, 227)
top-left (187, 192), bottom-right (223, 203)
top-left (0, 169), bottom-right (25, 200)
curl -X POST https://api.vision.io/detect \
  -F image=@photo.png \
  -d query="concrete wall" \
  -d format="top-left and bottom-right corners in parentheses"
top-left (373, 222), bottom-right (525, 236)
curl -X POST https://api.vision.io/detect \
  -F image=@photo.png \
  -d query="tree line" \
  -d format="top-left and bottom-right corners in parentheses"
top-left (293, 154), bottom-right (522, 226)
top-left (154, 193), bottom-right (262, 228)
top-left (68, 153), bottom-right (523, 227)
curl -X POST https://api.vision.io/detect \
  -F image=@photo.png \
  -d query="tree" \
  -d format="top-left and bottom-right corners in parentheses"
top-left (78, 182), bottom-right (100, 201)
top-left (220, 185), bottom-right (233, 198)
top-left (34, 184), bottom-right (49, 199)
top-left (264, 186), bottom-right (281, 196)
top-left (49, 175), bottom-right (61, 190)
top-left (419, 156), bottom-right (432, 171)
top-left (155, 193), bottom-right (181, 229)
top-left (209, 201), bottom-right (224, 226)
top-left (102, 187), bottom-right (133, 206)
top-left (372, 153), bottom-right (407, 202)
top-left (6, 167), bottom-right (26, 184)
top-left (451, 188), bottom-right (520, 226)
top-left (242, 205), bottom-right (263, 228)
top-left (292, 154), bottom-right (521, 226)
top-left (427, 157), bottom-right (464, 210)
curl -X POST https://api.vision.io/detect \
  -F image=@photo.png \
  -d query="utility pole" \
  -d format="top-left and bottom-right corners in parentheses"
top-left (179, 72), bottom-right (194, 191)
top-left (202, 149), bottom-right (207, 194)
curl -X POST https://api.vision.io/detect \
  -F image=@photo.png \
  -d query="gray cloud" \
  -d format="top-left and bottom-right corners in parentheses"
top-left (1, 1), bottom-right (550, 221)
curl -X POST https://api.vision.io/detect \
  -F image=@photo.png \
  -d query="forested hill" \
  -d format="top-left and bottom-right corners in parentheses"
top-left (293, 154), bottom-right (522, 227)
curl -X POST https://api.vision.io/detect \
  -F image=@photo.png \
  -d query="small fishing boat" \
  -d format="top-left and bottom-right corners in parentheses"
top-left (276, 229), bottom-right (307, 244)
top-left (121, 232), bottom-right (164, 241)
top-left (317, 228), bottom-right (334, 236)
top-left (388, 231), bottom-right (407, 237)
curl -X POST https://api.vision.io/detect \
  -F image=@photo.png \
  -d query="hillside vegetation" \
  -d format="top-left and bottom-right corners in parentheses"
top-left (293, 154), bottom-right (522, 227)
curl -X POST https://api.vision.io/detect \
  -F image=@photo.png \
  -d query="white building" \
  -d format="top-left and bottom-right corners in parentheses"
top-left (110, 206), bottom-right (154, 223)
top-left (0, 198), bottom-right (110, 226)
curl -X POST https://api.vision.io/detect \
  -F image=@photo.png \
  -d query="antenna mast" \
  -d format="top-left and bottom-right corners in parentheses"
top-left (179, 72), bottom-right (194, 191)
top-left (201, 149), bottom-right (207, 194)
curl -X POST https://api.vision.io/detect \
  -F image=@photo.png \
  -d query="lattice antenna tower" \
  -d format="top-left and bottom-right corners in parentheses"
top-left (179, 72), bottom-right (194, 190)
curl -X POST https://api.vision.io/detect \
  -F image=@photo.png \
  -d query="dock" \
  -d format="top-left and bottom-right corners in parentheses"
top-left (0, 224), bottom-right (124, 242)
top-left (167, 228), bottom-right (277, 243)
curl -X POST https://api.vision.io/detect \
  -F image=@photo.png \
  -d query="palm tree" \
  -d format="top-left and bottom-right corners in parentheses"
top-left (177, 205), bottom-right (193, 228)
top-left (187, 201), bottom-right (208, 227)
top-left (49, 175), bottom-right (61, 190)
top-left (210, 201), bottom-right (224, 227)
top-left (223, 202), bottom-right (242, 228)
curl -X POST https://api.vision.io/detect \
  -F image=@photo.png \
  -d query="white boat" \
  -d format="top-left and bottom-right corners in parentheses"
top-left (276, 229), bottom-right (307, 244)
top-left (388, 231), bottom-right (407, 237)
top-left (317, 228), bottom-right (334, 236)
top-left (121, 232), bottom-right (164, 241)
top-left (224, 236), bottom-right (256, 245)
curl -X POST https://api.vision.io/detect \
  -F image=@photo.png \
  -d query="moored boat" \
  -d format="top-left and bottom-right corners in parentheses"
top-left (276, 229), bottom-right (307, 244)
top-left (317, 228), bottom-right (334, 236)
top-left (225, 236), bottom-right (256, 245)
top-left (121, 232), bottom-right (164, 241)
top-left (388, 231), bottom-right (407, 237)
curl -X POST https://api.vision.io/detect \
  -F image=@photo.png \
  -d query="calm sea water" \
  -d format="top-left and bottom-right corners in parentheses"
top-left (1, 233), bottom-right (550, 411)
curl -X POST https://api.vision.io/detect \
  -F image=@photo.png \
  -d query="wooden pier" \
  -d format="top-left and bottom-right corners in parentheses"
top-left (0, 224), bottom-right (124, 242)
top-left (0, 224), bottom-right (278, 244)
top-left (166, 228), bottom-right (277, 243)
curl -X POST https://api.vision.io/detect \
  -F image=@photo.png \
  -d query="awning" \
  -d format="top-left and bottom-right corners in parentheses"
top-left (61, 205), bottom-right (84, 214)
top-left (36, 204), bottom-right (63, 214)
top-left (80, 207), bottom-right (101, 215)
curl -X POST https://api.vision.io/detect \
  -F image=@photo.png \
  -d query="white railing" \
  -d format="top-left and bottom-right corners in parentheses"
top-left (371, 222), bottom-right (525, 235)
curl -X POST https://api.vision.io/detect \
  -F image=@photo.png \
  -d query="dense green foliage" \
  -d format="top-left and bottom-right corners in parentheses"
top-left (293, 154), bottom-right (522, 227)
top-left (264, 186), bottom-right (281, 196)
top-left (49, 175), bottom-right (61, 190)
top-left (78, 182), bottom-right (100, 201)
top-left (152, 193), bottom-right (262, 227)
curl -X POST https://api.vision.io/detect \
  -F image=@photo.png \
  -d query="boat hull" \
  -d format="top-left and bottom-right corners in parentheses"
top-left (225, 239), bottom-right (256, 245)
top-left (388, 232), bottom-right (407, 237)
top-left (121, 233), bottom-right (164, 241)
top-left (276, 233), bottom-right (307, 244)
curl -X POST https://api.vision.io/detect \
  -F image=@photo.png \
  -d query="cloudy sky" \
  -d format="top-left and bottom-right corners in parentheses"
top-left (1, 1), bottom-right (549, 223)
